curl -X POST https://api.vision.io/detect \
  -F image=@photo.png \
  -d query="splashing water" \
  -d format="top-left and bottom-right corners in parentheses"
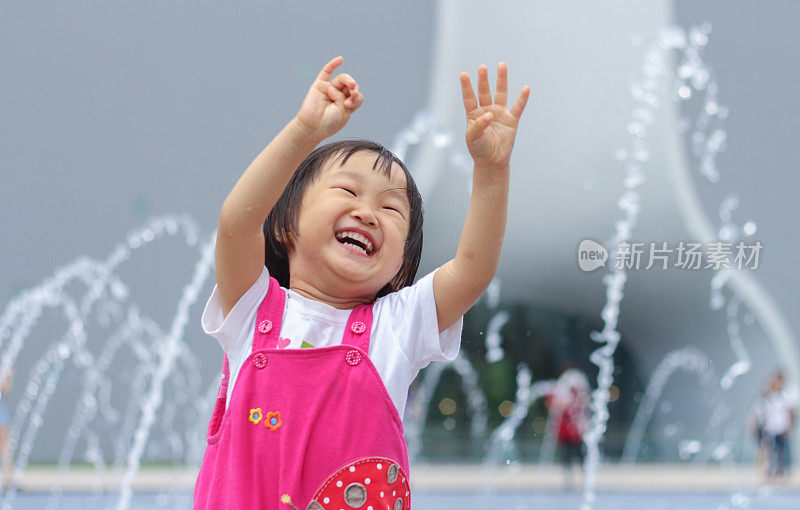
top-left (0, 215), bottom-right (214, 510)
top-left (480, 364), bottom-right (554, 494)
top-left (581, 24), bottom-right (713, 509)
top-left (621, 347), bottom-right (714, 463)
top-left (404, 352), bottom-right (489, 463)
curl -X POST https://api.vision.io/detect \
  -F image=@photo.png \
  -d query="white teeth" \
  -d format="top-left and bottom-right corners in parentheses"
top-left (343, 243), bottom-right (367, 255)
top-left (335, 230), bottom-right (373, 253)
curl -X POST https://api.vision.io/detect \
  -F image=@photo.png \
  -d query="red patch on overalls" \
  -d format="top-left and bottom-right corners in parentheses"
top-left (306, 457), bottom-right (410, 509)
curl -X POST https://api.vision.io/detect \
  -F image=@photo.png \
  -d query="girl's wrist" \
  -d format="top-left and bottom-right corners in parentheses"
top-left (473, 160), bottom-right (510, 173)
top-left (289, 116), bottom-right (325, 144)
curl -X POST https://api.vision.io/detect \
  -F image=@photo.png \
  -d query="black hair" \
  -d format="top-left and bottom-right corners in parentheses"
top-left (262, 138), bottom-right (424, 300)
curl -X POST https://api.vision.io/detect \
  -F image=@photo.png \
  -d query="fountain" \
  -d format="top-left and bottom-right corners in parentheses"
top-left (1, 2), bottom-right (798, 508)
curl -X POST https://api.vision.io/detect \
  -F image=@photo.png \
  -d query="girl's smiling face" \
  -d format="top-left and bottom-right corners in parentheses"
top-left (287, 150), bottom-right (411, 305)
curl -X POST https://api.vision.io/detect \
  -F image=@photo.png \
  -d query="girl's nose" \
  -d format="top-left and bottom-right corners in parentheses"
top-left (351, 206), bottom-right (377, 226)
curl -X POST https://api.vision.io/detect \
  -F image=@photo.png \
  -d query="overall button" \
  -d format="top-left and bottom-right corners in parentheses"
top-left (345, 350), bottom-right (362, 366)
top-left (344, 482), bottom-right (367, 507)
top-left (258, 319), bottom-right (273, 334)
top-left (253, 352), bottom-right (268, 369)
top-left (387, 463), bottom-right (399, 483)
top-left (350, 321), bottom-right (366, 334)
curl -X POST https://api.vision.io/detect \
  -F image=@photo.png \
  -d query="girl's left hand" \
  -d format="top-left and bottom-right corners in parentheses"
top-left (460, 62), bottom-right (531, 169)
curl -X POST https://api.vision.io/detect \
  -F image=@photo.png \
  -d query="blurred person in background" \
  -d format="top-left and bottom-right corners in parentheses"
top-left (761, 371), bottom-right (798, 483)
top-left (546, 368), bottom-right (590, 490)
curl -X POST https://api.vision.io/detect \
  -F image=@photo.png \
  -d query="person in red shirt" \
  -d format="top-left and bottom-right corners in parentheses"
top-left (546, 368), bottom-right (589, 490)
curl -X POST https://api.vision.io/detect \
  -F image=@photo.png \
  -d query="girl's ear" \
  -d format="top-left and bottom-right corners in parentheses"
top-left (277, 226), bottom-right (295, 252)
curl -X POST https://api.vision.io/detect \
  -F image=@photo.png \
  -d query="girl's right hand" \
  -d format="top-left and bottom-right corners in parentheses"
top-left (294, 56), bottom-right (363, 140)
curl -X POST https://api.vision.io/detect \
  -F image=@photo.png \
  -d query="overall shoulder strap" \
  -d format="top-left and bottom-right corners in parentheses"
top-left (341, 302), bottom-right (374, 353)
top-left (252, 275), bottom-right (286, 349)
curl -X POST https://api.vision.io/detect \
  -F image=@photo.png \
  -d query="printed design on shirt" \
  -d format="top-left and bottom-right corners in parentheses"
top-left (264, 411), bottom-right (282, 431)
top-left (274, 338), bottom-right (315, 349)
top-left (248, 408), bottom-right (263, 425)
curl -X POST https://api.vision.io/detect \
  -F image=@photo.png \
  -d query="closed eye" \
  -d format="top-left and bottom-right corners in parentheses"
top-left (383, 206), bottom-right (405, 218)
top-left (337, 187), bottom-right (356, 196)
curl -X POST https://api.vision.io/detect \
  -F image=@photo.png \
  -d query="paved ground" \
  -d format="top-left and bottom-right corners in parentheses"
top-left (10, 463), bottom-right (800, 492)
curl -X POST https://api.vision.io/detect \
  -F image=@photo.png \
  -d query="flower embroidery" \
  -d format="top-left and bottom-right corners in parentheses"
top-left (265, 411), bottom-right (282, 431)
top-left (280, 494), bottom-right (301, 510)
top-left (249, 408), bottom-right (262, 425)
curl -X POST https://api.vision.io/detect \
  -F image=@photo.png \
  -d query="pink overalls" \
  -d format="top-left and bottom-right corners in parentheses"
top-left (193, 275), bottom-right (412, 510)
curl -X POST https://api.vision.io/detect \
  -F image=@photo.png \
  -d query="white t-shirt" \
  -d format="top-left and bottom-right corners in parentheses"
top-left (763, 386), bottom-right (799, 435)
top-left (201, 266), bottom-right (464, 421)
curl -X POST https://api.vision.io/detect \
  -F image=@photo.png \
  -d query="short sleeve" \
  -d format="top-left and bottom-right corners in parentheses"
top-left (201, 266), bottom-right (269, 354)
top-left (375, 266), bottom-right (463, 370)
top-left (784, 386), bottom-right (800, 409)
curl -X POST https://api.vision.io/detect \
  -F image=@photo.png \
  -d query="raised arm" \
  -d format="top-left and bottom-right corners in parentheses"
top-left (433, 62), bottom-right (531, 332)
top-left (215, 56), bottom-right (363, 317)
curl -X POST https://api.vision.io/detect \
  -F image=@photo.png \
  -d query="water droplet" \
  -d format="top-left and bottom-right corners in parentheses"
top-left (678, 439), bottom-right (702, 459)
top-left (718, 224), bottom-right (737, 242)
top-left (165, 220), bottom-right (178, 235)
top-left (433, 133), bottom-right (451, 148)
top-left (690, 26), bottom-right (709, 47)
top-left (691, 69), bottom-right (709, 90)
top-left (74, 352), bottom-right (92, 368)
top-left (110, 280), bottom-right (128, 300)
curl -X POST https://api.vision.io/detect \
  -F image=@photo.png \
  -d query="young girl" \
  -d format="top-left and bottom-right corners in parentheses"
top-left (193, 56), bottom-right (530, 509)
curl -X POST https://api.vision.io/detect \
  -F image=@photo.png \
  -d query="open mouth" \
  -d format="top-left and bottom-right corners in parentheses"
top-left (335, 231), bottom-right (376, 257)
